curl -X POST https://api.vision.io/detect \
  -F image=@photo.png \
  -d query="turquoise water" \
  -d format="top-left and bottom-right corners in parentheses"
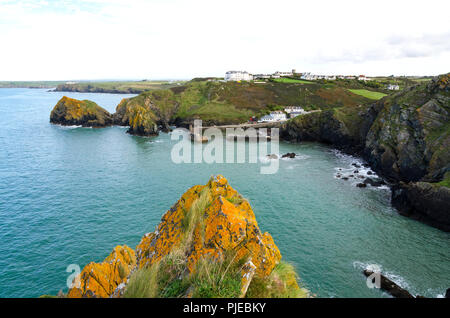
top-left (0, 88), bottom-right (448, 298)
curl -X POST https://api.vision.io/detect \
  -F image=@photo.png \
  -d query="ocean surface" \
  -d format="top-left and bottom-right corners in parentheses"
top-left (0, 88), bottom-right (448, 298)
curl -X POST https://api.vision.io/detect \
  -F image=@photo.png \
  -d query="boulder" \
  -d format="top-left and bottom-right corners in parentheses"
top-left (356, 183), bottom-right (367, 188)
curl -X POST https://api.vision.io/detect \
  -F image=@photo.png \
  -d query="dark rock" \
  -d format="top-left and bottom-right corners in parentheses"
top-left (445, 288), bottom-right (450, 298)
top-left (267, 154), bottom-right (278, 160)
top-left (281, 153), bottom-right (296, 158)
top-left (363, 269), bottom-right (414, 298)
top-left (392, 182), bottom-right (450, 232)
top-left (367, 171), bottom-right (373, 175)
top-left (342, 177), bottom-right (349, 181)
top-left (363, 178), bottom-right (386, 187)
top-left (352, 163), bottom-right (361, 168)
top-left (354, 170), bottom-right (359, 173)
top-left (356, 183), bottom-right (367, 188)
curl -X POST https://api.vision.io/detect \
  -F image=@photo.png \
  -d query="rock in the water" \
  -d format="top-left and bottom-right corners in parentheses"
top-left (356, 183), bottom-right (367, 188)
top-left (281, 153), bottom-right (296, 158)
top-left (363, 178), bottom-right (386, 187)
top-left (50, 96), bottom-right (112, 127)
top-left (267, 154), bottom-right (278, 159)
top-left (445, 288), bottom-right (450, 298)
top-left (113, 89), bottom-right (178, 136)
top-left (363, 269), bottom-right (414, 298)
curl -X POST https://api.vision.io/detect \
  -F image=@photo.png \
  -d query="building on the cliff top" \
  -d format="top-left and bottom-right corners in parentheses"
top-left (225, 71), bottom-right (253, 81)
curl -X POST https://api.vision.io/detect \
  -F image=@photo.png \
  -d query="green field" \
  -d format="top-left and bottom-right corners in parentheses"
top-left (272, 78), bottom-right (313, 84)
top-left (348, 89), bottom-right (387, 100)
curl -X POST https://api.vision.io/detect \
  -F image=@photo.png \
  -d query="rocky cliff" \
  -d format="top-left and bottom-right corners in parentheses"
top-left (50, 96), bottom-right (113, 127)
top-left (113, 89), bottom-right (178, 136)
top-left (281, 74), bottom-right (450, 231)
top-left (65, 176), bottom-right (308, 298)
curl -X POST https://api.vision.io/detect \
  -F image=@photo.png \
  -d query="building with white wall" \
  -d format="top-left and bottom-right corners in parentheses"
top-left (225, 71), bottom-right (253, 81)
top-left (258, 111), bottom-right (287, 123)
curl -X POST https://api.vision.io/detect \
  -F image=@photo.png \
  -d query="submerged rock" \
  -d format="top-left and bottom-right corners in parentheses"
top-left (50, 96), bottom-right (113, 127)
top-left (356, 183), bottom-right (367, 188)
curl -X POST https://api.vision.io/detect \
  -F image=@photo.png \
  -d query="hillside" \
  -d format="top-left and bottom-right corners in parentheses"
top-left (63, 176), bottom-right (308, 298)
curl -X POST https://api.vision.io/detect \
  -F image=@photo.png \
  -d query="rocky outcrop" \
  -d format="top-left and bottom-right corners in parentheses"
top-left (50, 96), bottom-right (113, 127)
top-left (392, 182), bottom-right (450, 231)
top-left (281, 74), bottom-right (450, 231)
top-left (113, 89), bottom-right (178, 136)
top-left (67, 245), bottom-right (136, 298)
top-left (66, 176), bottom-right (307, 298)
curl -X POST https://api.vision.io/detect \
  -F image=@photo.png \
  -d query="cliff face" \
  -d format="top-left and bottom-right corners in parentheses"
top-left (50, 96), bottom-right (113, 127)
top-left (66, 176), bottom-right (307, 298)
top-left (365, 74), bottom-right (449, 183)
top-left (280, 74), bottom-right (450, 231)
top-left (113, 89), bottom-right (178, 136)
top-left (280, 103), bottom-right (380, 153)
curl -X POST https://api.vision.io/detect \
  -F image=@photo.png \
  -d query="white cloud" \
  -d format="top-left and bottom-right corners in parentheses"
top-left (0, 0), bottom-right (449, 80)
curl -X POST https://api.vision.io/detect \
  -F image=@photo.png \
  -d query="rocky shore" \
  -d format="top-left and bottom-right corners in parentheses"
top-left (281, 74), bottom-right (450, 231)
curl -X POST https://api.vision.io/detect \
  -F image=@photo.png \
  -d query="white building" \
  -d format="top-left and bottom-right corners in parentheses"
top-left (224, 71), bottom-right (253, 81)
top-left (358, 75), bottom-right (372, 81)
top-left (387, 84), bottom-right (400, 90)
top-left (258, 111), bottom-right (287, 123)
top-left (284, 106), bottom-right (305, 114)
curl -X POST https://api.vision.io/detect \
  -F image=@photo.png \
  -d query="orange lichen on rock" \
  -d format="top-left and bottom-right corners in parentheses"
top-left (67, 245), bottom-right (136, 298)
top-left (64, 176), bottom-right (300, 298)
top-left (135, 175), bottom-right (281, 279)
top-left (50, 96), bottom-right (112, 127)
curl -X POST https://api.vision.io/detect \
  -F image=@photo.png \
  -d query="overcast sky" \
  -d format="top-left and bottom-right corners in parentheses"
top-left (0, 0), bottom-right (449, 80)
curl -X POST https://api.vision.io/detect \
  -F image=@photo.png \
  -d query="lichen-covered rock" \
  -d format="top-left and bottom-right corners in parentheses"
top-left (113, 89), bottom-right (178, 136)
top-left (67, 245), bottom-right (136, 298)
top-left (64, 176), bottom-right (304, 298)
top-left (50, 96), bottom-right (113, 127)
top-left (136, 175), bottom-right (281, 279)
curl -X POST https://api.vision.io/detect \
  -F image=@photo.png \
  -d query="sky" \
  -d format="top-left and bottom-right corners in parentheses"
top-left (0, 0), bottom-right (449, 80)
